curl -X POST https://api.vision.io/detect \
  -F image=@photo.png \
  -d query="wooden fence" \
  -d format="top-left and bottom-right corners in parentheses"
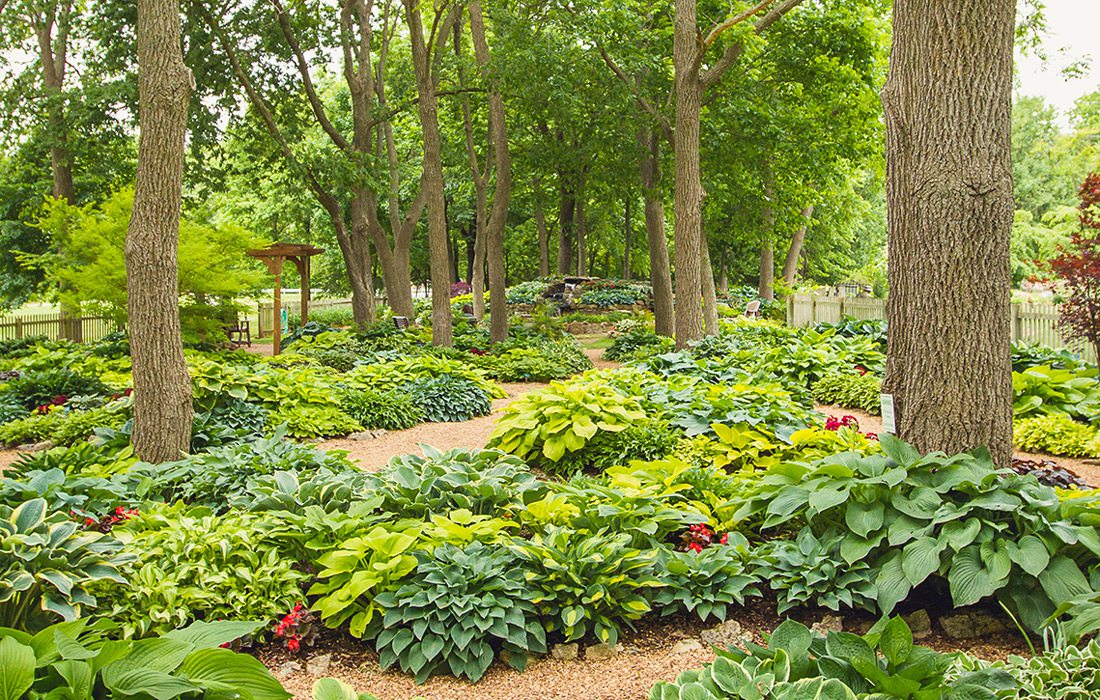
top-left (787, 294), bottom-right (1096, 363)
top-left (0, 312), bottom-right (119, 343)
top-left (256, 298), bottom-right (355, 338)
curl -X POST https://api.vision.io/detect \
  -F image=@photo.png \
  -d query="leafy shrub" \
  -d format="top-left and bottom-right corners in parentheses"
top-left (650, 617), bottom-right (1015, 700)
top-left (648, 539), bottom-right (762, 622)
top-left (509, 527), bottom-right (661, 645)
top-left (755, 529), bottom-right (878, 614)
top-left (339, 387), bottom-right (424, 430)
top-left (662, 381), bottom-right (818, 439)
top-left (345, 356), bottom-right (503, 399)
top-left (1012, 364), bottom-right (1100, 422)
top-left (232, 468), bottom-right (376, 513)
top-left (549, 418), bottom-right (680, 476)
top-left (1012, 341), bottom-right (1086, 372)
top-left (1, 368), bottom-right (108, 409)
top-left (580, 287), bottom-right (647, 307)
top-left (489, 375), bottom-right (647, 468)
top-left (0, 335), bottom-right (48, 358)
top-left (99, 504), bottom-right (309, 638)
top-left (1014, 414), bottom-right (1100, 457)
top-left (0, 618), bottom-right (290, 700)
top-left (190, 397), bottom-right (271, 450)
top-left (482, 338), bottom-right (592, 382)
top-left (604, 328), bottom-right (674, 362)
top-left (811, 371), bottom-right (882, 414)
top-left (11, 441), bottom-right (136, 478)
top-left (0, 394), bottom-right (25, 425)
top-left (268, 403), bottom-right (362, 438)
top-left (506, 280), bottom-right (547, 305)
top-left (371, 447), bottom-right (540, 520)
top-left (134, 429), bottom-right (357, 511)
top-left (0, 498), bottom-right (130, 630)
top-left (0, 396), bottom-right (131, 447)
top-left (990, 638), bottom-right (1100, 698)
top-left (407, 375), bottom-right (492, 422)
top-left (373, 542), bottom-right (546, 683)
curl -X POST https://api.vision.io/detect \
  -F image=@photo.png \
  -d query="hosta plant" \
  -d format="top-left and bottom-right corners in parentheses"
top-left (0, 618), bottom-right (290, 700)
top-left (811, 371), bottom-right (882, 415)
top-left (406, 375), bottom-right (492, 422)
top-left (1012, 364), bottom-right (1100, 422)
top-left (648, 538), bottom-right (762, 623)
top-left (0, 498), bottom-right (129, 630)
top-left (508, 526), bottom-right (662, 645)
top-left (754, 529), bottom-right (878, 614)
top-left (373, 542), bottom-right (546, 683)
top-left (344, 356), bottom-right (504, 398)
top-left (1014, 414), bottom-right (1100, 458)
top-left (339, 387), bottom-right (424, 431)
top-left (489, 375), bottom-right (647, 467)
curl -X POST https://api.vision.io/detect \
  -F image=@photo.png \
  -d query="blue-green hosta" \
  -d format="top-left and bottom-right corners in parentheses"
top-left (735, 435), bottom-right (1100, 630)
top-left (647, 539), bottom-right (762, 623)
top-left (0, 498), bottom-right (130, 629)
top-left (372, 542), bottom-right (546, 683)
top-left (650, 617), bottom-right (1016, 700)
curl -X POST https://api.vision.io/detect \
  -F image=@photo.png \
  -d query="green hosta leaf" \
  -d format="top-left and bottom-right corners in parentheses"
top-left (164, 620), bottom-right (267, 649)
top-left (1038, 555), bottom-right (1092, 605)
top-left (781, 678), bottom-right (858, 700)
top-left (178, 648), bottom-right (291, 700)
top-left (845, 501), bottom-right (885, 539)
top-left (901, 537), bottom-right (944, 586)
top-left (0, 636), bottom-right (35, 700)
top-left (1003, 536), bottom-right (1049, 578)
top-left (10, 498), bottom-right (46, 532)
top-left (312, 678), bottom-right (368, 700)
top-left (878, 617), bottom-right (913, 667)
top-left (677, 682), bottom-right (719, 700)
top-left (874, 555), bottom-right (912, 615)
top-left (102, 669), bottom-right (199, 700)
top-left (948, 547), bottom-right (997, 607)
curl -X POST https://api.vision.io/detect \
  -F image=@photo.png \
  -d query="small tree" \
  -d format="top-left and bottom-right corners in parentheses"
top-left (1051, 173), bottom-right (1100, 362)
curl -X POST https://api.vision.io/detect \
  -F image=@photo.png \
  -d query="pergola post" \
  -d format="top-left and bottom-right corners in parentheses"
top-left (248, 243), bottom-right (325, 356)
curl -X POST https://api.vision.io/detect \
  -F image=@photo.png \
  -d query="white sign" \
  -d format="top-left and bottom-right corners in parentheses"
top-left (880, 394), bottom-right (896, 434)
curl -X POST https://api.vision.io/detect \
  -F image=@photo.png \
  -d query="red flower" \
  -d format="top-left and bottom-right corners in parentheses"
top-left (287, 637), bottom-right (300, 652)
top-left (687, 542), bottom-right (703, 553)
top-left (719, 533), bottom-right (729, 545)
top-left (51, 395), bottom-right (68, 405)
top-left (864, 432), bottom-right (879, 441)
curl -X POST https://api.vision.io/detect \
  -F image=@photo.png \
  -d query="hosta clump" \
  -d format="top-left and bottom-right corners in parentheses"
top-left (1012, 364), bottom-right (1100, 422)
top-left (0, 393), bottom-right (25, 425)
top-left (549, 418), bottom-right (680, 476)
top-left (1014, 414), bottom-right (1100, 458)
top-left (232, 467), bottom-right (376, 513)
top-left (373, 542), bottom-right (546, 683)
top-left (0, 498), bottom-right (130, 629)
top-left (650, 617), bottom-right (1016, 700)
top-left (133, 428), bottom-right (358, 511)
top-left (190, 397), bottom-right (270, 449)
top-left (979, 638), bottom-right (1100, 699)
top-left (371, 447), bottom-right (541, 519)
top-left (345, 355), bottom-right (503, 398)
top-left (0, 368), bottom-right (109, 410)
top-left (648, 538), bottom-right (762, 623)
top-left (98, 503), bottom-right (309, 638)
top-left (604, 328), bottom-right (674, 362)
top-left (663, 382), bottom-right (818, 439)
top-left (736, 435), bottom-right (1100, 630)
top-left (754, 529), bottom-right (878, 614)
top-left (339, 387), bottom-right (424, 430)
top-left (489, 375), bottom-right (647, 468)
top-left (811, 371), bottom-right (882, 414)
top-left (407, 375), bottom-right (492, 422)
top-left (509, 526), bottom-right (662, 645)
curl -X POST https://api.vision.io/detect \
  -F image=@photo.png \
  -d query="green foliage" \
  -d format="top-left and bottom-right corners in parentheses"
top-left (811, 372), bottom-right (882, 415)
top-left (1012, 342), bottom-right (1085, 372)
top-left (1012, 364), bottom-right (1100, 422)
top-left (345, 356), bottom-right (503, 399)
top-left (406, 375), bottom-right (492, 423)
top-left (0, 618), bottom-right (290, 700)
top-left (0, 498), bottom-right (129, 630)
top-left (506, 280), bottom-right (547, 305)
top-left (508, 527), bottom-right (661, 645)
top-left (478, 338), bottom-right (593, 382)
top-left (0, 399), bottom-right (130, 448)
top-left (373, 542), bottom-right (546, 683)
top-left (268, 403), bottom-right (362, 439)
top-left (579, 287), bottom-right (648, 307)
top-left (736, 435), bottom-right (1100, 630)
top-left (650, 617), bottom-right (1016, 700)
top-left (489, 375), bottom-right (648, 468)
top-left (1014, 414), bottom-right (1100, 458)
top-left (549, 418), bottom-right (680, 477)
top-left (604, 328), bottom-right (675, 363)
top-left (648, 540), bottom-right (762, 623)
top-left (987, 638), bottom-right (1100, 698)
top-left (339, 387), bottom-right (424, 431)
top-left (0, 394), bottom-right (25, 425)
top-left (755, 529), bottom-right (878, 614)
top-left (99, 504), bottom-right (308, 639)
top-left (1, 369), bottom-right (108, 410)
top-left (370, 447), bottom-right (540, 520)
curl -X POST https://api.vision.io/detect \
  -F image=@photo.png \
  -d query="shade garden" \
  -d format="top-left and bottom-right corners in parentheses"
top-left (3, 312), bottom-right (1100, 699)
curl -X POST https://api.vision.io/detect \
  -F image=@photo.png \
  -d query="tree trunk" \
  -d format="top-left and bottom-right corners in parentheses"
top-left (576, 188), bottom-right (587, 276)
top-left (782, 204), bottom-right (814, 287)
top-left (125, 0), bottom-right (194, 463)
top-left (404, 0), bottom-right (452, 346)
top-left (557, 186), bottom-right (574, 274)
top-left (639, 130), bottom-right (674, 337)
top-left (672, 0), bottom-right (704, 348)
top-left (469, 0), bottom-right (510, 342)
top-left (881, 0), bottom-right (1015, 465)
top-left (622, 197), bottom-right (632, 279)
top-left (701, 231), bottom-right (719, 335)
top-left (718, 249), bottom-right (729, 295)
top-left (759, 173), bottom-right (776, 300)
top-left (534, 182), bottom-right (551, 277)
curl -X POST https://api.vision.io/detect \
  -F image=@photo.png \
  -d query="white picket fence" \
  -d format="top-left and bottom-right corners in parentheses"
top-left (787, 294), bottom-right (1096, 363)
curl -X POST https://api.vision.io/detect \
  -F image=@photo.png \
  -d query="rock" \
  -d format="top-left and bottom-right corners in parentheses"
top-left (17, 440), bottom-right (53, 453)
top-left (671, 639), bottom-right (703, 654)
top-left (584, 643), bottom-right (623, 661)
top-left (700, 620), bottom-right (747, 649)
top-left (622, 645), bottom-right (642, 655)
top-left (306, 653), bottom-right (332, 677)
top-left (274, 661), bottom-right (302, 680)
top-left (348, 429), bottom-right (386, 441)
top-left (904, 610), bottom-right (933, 640)
top-left (500, 649), bottom-right (536, 669)
top-left (940, 612), bottom-right (1008, 640)
top-left (551, 643), bottom-right (579, 661)
top-left (811, 614), bottom-right (844, 636)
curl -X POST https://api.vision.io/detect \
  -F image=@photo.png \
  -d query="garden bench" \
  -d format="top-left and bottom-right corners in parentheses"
top-left (225, 319), bottom-right (251, 347)
top-left (744, 300), bottom-right (761, 318)
top-left (393, 316), bottom-right (411, 330)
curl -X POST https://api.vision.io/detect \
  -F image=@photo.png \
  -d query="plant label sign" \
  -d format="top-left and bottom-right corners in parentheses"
top-left (880, 394), bottom-right (896, 434)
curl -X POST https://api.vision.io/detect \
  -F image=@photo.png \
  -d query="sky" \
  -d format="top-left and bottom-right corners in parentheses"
top-left (1015, 0), bottom-right (1100, 123)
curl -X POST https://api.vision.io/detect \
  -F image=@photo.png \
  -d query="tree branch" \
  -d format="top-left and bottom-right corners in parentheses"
top-left (699, 0), bottom-right (804, 89)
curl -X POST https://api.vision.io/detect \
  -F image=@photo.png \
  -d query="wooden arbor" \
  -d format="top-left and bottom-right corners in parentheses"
top-left (247, 243), bottom-right (324, 355)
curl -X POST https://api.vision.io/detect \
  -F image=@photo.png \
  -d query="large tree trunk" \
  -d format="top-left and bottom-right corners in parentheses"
top-left (557, 185), bottom-right (574, 274)
top-left (622, 197), bottom-right (632, 279)
top-left (469, 0), bottom-right (510, 342)
top-left (701, 231), bottom-right (719, 335)
top-left (672, 0), bottom-right (704, 348)
top-left (782, 204), bottom-right (814, 286)
top-left (640, 130), bottom-right (674, 337)
top-left (404, 0), bottom-right (452, 346)
top-left (576, 188), bottom-right (587, 276)
top-left (125, 0), bottom-right (194, 463)
top-left (881, 0), bottom-right (1015, 465)
top-left (534, 182), bottom-right (551, 277)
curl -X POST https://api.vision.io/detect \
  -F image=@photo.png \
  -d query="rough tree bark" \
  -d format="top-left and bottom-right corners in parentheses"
top-left (622, 197), bottom-right (632, 279)
top-left (404, 0), bottom-right (453, 346)
top-left (701, 234), bottom-right (719, 335)
top-left (759, 169), bottom-right (776, 300)
top-left (469, 0), bottom-right (511, 342)
top-left (881, 0), bottom-right (1015, 465)
top-left (639, 129), bottom-right (675, 337)
top-left (455, 14), bottom-right (489, 319)
top-left (125, 0), bottom-right (194, 462)
top-left (534, 179), bottom-right (551, 277)
top-left (672, 0), bottom-right (704, 347)
top-left (557, 185), bottom-right (575, 274)
top-left (781, 204), bottom-right (814, 286)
